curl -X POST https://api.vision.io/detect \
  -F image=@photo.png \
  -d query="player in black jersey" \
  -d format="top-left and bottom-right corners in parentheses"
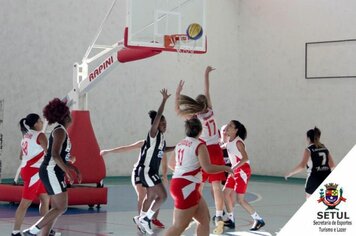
top-left (23, 98), bottom-right (81, 236)
top-left (285, 127), bottom-right (336, 199)
top-left (100, 141), bottom-right (169, 229)
top-left (134, 88), bottom-right (175, 235)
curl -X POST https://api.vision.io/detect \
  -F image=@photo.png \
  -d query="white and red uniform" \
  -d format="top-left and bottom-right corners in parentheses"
top-left (224, 136), bottom-right (251, 194)
top-left (170, 137), bottom-right (204, 209)
top-left (196, 108), bottom-right (225, 182)
top-left (20, 130), bottom-right (46, 200)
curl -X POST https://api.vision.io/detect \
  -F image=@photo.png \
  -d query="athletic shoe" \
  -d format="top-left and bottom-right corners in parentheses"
top-left (133, 216), bottom-right (145, 233)
top-left (11, 233), bottom-right (22, 236)
top-left (139, 216), bottom-right (154, 235)
top-left (213, 216), bottom-right (224, 235)
top-left (151, 218), bottom-right (165, 228)
top-left (22, 230), bottom-right (36, 236)
top-left (224, 219), bottom-right (235, 229)
top-left (212, 210), bottom-right (226, 223)
top-left (250, 219), bottom-right (265, 231)
top-left (49, 229), bottom-right (61, 236)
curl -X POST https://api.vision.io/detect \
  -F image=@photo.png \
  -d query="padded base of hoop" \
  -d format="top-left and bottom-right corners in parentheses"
top-left (117, 47), bottom-right (161, 63)
top-left (0, 183), bottom-right (107, 206)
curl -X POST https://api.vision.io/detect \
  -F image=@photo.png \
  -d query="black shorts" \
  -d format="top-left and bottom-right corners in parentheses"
top-left (305, 172), bottom-right (331, 194)
top-left (139, 167), bottom-right (162, 188)
top-left (39, 164), bottom-right (67, 195)
top-left (131, 165), bottom-right (143, 186)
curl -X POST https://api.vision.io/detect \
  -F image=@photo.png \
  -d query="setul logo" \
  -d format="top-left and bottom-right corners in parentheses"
top-left (318, 183), bottom-right (346, 210)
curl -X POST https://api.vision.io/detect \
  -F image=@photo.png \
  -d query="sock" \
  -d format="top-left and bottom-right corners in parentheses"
top-left (227, 212), bottom-right (234, 221)
top-left (29, 225), bottom-right (41, 234)
top-left (251, 212), bottom-right (262, 220)
top-left (216, 210), bottom-right (223, 218)
top-left (146, 209), bottom-right (155, 220)
top-left (12, 230), bottom-right (21, 234)
top-left (140, 210), bottom-right (146, 217)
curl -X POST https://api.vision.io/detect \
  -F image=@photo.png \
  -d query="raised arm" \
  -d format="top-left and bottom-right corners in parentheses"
top-left (100, 140), bottom-right (145, 157)
top-left (204, 66), bottom-right (215, 109)
top-left (150, 88), bottom-right (171, 138)
top-left (175, 80), bottom-right (185, 117)
top-left (285, 149), bottom-right (310, 180)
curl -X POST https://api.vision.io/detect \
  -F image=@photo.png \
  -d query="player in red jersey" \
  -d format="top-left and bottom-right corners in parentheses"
top-left (165, 118), bottom-right (232, 236)
top-left (175, 66), bottom-right (226, 234)
top-left (223, 120), bottom-right (265, 231)
top-left (12, 113), bottom-right (55, 236)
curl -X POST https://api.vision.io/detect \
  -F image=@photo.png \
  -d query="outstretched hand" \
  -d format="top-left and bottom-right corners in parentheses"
top-left (206, 66), bottom-right (216, 74)
top-left (284, 174), bottom-right (290, 181)
top-left (100, 150), bottom-right (108, 157)
top-left (176, 80), bottom-right (185, 95)
top-left (160, 88), bottom-right (171, 101)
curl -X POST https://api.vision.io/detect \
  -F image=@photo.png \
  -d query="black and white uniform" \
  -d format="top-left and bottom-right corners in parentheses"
top-left (39, 125), bottom-right (71, 195)
top-left (131, 154), bottom-right (144, 186)
top-left (138, 131), bottom-right (166, 188)
top-left (305, 144), bottom-right (331, 194)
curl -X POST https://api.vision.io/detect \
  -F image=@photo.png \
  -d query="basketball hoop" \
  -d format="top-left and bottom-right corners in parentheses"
top-left (164, 34), bottom-right (197, 55)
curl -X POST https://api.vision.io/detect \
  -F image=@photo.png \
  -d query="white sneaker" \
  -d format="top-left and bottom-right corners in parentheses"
top-left (133, 216), bottom-right (146, 233)
top-left (139, 216), bottom-right (153, 235)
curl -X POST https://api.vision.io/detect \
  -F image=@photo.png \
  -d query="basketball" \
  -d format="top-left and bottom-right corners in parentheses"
top-left (186, 23), bottom-right (203, 40)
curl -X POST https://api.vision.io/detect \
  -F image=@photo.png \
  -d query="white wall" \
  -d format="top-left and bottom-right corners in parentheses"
top-left (0, 0), bottom-right (355, 179)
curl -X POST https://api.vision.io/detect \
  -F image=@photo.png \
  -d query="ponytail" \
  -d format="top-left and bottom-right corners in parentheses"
top-left (19, 113), bottom-right (40, 135)
top-left (307, 126), bottom-right (324, 148)
top-left (231, 120), bottom-right (247, 140)
top-left (19, 118), bottom-right (28, 135)
top-left (177, 94), bottom-right (206, 116)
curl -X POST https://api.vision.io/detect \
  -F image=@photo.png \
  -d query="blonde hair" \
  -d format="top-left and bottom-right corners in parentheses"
top-left (178, 94), bottom-right (207, 116)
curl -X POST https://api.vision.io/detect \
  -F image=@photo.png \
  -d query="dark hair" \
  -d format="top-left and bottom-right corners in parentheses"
top-left (185, 118), bottom-right (202, 137)
top-left (231, 120), bottom-right (247, 140)
top-left (148, 110), bottom-right (165, 124)
top-left (19, 113), bottom-right (40, 135)
top-left (307, 126), bottom-right (324, 148)
top-left (43, 98), bottom-right (70, 125)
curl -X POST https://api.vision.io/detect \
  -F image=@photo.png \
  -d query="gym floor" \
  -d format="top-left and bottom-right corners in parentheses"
top-left (0, 176), bottom-right (305, 236)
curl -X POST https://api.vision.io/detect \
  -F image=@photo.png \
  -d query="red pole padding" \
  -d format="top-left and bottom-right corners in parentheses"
top-left (67, 110), bottom-right (106, 184)
top-left (117, 47), bottom-right (161, 63)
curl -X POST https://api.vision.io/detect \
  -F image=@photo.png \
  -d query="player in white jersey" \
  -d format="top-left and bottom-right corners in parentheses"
top-left (100, 140), bottom-right (169, 229)
top-left (23, 98), bottom-right (81, 236)
top-left (175, 66), bottom-right (226, 234)
top-left (12, 113), bottom-right (55, 236)
top-left (223, 120), bottom-right (265, 231)
top-left (285, 127), bottom-right (335, 199)
top-left (165, 118), bottom-right (232, 236)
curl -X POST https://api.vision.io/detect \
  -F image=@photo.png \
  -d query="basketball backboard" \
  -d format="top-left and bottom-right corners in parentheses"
top-left (125, 0), bottom-right (206, 53)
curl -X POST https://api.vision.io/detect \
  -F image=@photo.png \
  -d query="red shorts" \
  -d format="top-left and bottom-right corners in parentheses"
top-left (202, 144), bottom-right (226, 183)
top-left (224, 163), bottom-right (251, 194)
top-left (170, 178), bottom-right (201, 209)
top-left (21, 167), bottom-right (47, 201)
